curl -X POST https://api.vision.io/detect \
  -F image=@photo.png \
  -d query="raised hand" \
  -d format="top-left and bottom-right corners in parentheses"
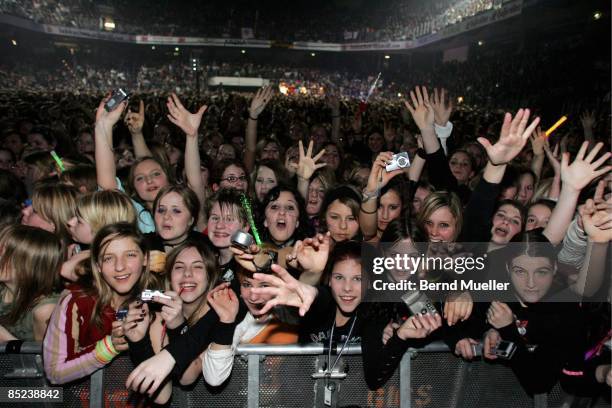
top-left (124, 100), bottom-right (146, 135)
top-left (250, 264), bottom-right (318, 317)
top-left (95, 93), bottom-right (127, 129)
top-left (292, 140), bottom-right (326, 180)
top-left (543, 139), bottom-right (561, 175)
top-left (404, 86), bottom-right (435, 131)
top-left (478, 109), bottom-right (540, 165)
top-left (580, 198), bottom-right (612, 243)
top-left (431, 88), bottom-right (453, 126)
top-left (561, 141), bottom-right (611, 192)
top-left (286, 232), bottom-right (331, 273)
top-left (396, 313), bottom-right (442, 340)
top-left (249, 86), bottom-right (274, 119)
top-left (153, 290), bottom-right (185, 330)
top-left (366, 152), bottom-right (404, 194)
top-left (580, 110), bottom-right (597, 130)
top-left (122, 300), bottom-right (151, 343)
top-left (530, 127), bottom-right (546, 157)
top-left (486, 301), bottom-right (514, 329)
top-left (166, 93), bottom-right (207, 137)
top-left (207, 282), bottom-right (239, 324)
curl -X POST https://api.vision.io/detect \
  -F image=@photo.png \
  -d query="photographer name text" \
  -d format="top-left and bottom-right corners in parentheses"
top-left (372, 279), bottom-right (510, 292)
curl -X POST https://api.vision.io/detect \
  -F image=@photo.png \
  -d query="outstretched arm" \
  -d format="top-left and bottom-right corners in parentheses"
top-left (125, 100), bottom-right (153, 158)
top-left (543, 142), bottom-right (611, 245)
top-left (359, 152), bottom-right (403, 240)
top-left (244, 86), bottom-right (274, 172)
top-left (95, 95), bottom-right (127, 190)
top-left (166, 93), bottom-right (208, 228)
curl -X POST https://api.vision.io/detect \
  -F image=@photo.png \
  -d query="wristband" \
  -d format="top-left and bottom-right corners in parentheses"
top-left (360, 206), bottom-right (377, 215)
top-left (249, 115), bottom-right (258, 121)
top-left (361, 189), bottom-right (379, 203)
top-left (95, 335), bottom-right (119, 364)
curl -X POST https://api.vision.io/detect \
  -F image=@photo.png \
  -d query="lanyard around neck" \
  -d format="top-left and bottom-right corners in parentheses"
top-left (326, 315), bottom-right (357, 376)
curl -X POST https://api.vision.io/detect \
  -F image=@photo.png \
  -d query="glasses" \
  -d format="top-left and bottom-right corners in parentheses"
top-left (221, 175), bottom-right (247, 184)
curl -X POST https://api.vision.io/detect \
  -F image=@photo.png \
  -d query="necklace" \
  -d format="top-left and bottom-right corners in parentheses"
top-left (326, 315), bottom-right (357, 375)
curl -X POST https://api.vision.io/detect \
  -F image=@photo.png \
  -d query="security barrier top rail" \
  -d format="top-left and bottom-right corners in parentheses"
top-left (0, 341), bottom-right (609, 408)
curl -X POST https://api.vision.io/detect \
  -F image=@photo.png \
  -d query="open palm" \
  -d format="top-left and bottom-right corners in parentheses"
top-left (166, 93), bottom-right (207, 137)
top-left (478, 109), bottom-right (540, 165)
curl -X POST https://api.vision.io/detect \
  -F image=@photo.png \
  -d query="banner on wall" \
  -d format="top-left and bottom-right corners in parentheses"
top-left (1, 0), bottom-right (522, 51)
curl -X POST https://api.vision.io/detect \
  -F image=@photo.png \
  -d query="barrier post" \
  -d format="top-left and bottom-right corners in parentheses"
top-left (399, 350), bottom-right (413, 408)
top-left (247, 354), bottom-right (260, 408)
top-left (534, 393), bottom-right (548, 408)
top-left (89, 368), bottom-right (103, 408)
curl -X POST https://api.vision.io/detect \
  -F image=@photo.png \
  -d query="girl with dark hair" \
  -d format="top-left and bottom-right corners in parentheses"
top-left (123, 239), bottom-right (234, 403)
top-left (449, 231), bottom-right (589, 396)
top-left (260, 185), bottom-right (311, 248)
top-left (247, 240), bottom-right (442, 391)
top-left (319, 185), bottom-right (362, 243)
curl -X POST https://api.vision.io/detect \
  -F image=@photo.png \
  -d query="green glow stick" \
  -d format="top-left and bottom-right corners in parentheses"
top-left (240, 194), bottom-right (262, 247)
top-left (50, 151), bottom-right (65, 173)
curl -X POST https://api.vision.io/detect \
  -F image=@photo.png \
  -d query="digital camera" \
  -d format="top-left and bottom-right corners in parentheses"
top-left (104, 88), bottom-right (129, 112)
top-left (400, 291), bottom-right (438, 317)
top-left (385, 152), bottom-right (410, 172)
top-left (140, 289), bottom-right (171, 302)
top-left (231, 230), bottom-right (255, 250)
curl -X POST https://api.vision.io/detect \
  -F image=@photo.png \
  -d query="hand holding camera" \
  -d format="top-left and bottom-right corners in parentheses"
top-left (96, 89), bottom-right (129, 131)
top-left (230, 231), bottom-right (276, 273)
top-left (122, 299), bottom-right (151, 343)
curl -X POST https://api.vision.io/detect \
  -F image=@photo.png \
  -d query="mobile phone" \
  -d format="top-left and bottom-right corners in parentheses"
top-left (105, 88), bottom-right (129, 112)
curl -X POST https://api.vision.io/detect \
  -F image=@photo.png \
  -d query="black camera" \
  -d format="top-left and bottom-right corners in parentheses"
top-left (104, 88), bottom-right (129, 112)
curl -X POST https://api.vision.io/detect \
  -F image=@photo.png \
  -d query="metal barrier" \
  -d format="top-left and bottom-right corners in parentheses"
top-left (0, 341), bottom-right (610, 408)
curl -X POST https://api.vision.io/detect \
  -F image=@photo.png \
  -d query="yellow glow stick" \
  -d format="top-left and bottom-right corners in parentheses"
top-left (544, 116), bottom-right (567, 138)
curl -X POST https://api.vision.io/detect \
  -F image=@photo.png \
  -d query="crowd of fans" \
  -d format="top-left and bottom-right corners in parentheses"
top-left (2, 0), bottom-right (504, 41)
top-left (0, 2), bottom-right (610, 404)
top-left (0, 52), bottom-right (610, 404)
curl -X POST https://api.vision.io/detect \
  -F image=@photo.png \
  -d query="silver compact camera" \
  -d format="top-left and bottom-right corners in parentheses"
top-left (401, 291), bottom-right (438, 317)
top-left (385, 152), bottom-right (410, 172)
top-left (231, 230), bottom-right (255, 250)
top-left (141, 289), bottom-right (171, 302)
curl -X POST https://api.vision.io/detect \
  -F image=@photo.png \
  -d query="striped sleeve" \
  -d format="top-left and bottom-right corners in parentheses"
top-left (43, 292), bottom-right (106, 384)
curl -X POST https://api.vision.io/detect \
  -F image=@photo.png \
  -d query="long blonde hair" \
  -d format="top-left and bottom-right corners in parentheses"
top-left (75, 190), bottom-right (137, 237)
top-left (89, 223), bottom-right (151, 328)
top-left (31, 183), bottom-right (78, 243)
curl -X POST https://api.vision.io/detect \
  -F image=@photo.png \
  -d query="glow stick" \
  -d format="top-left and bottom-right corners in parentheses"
top-left (50, 151), bottom-right (65, 173)
top-left (240, 194), bottom-right (262, 247)
top-left (545, 116), bottom-right (567, 138)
